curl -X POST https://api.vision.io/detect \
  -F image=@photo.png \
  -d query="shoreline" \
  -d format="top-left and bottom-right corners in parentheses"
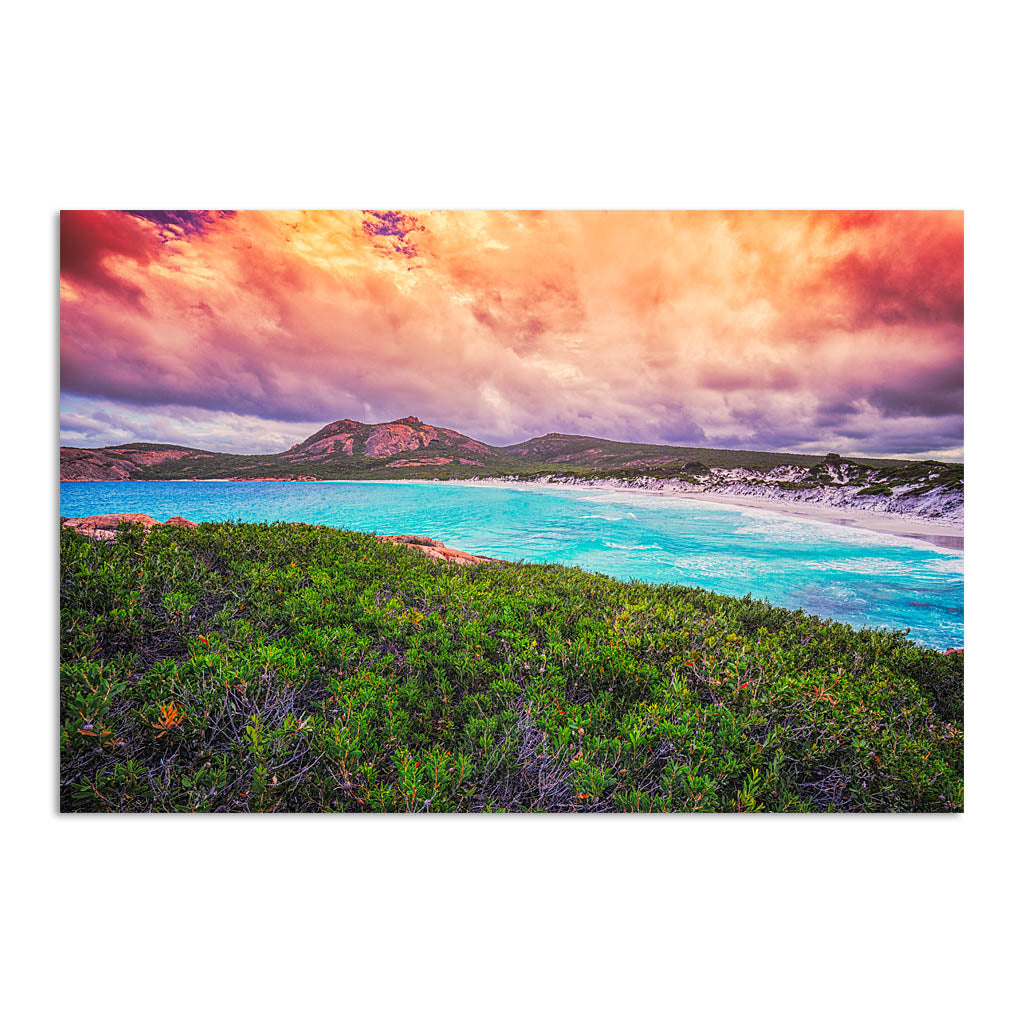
top-left (662, 489), bottom-right (962, 549)
top-left (444, 478), bottom-right (965, 550)
top-left (61, 475), bottom-right (964, 551)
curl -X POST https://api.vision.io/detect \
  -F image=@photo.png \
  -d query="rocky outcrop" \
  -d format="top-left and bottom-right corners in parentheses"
top-left (61, 513), bottom-right (198, 540)
top-left (60, 448), bottom-right (137, 482)
top-left (286, 431), bottom-right (355, 459)
top-left (365, 422), bottom-right (431, 458)
top-left (377, 534), bottom-right (497, 566)
top-left (288, 419), bottom-right (361, 450)
top-left (60, 445), bottom-right (199, 481)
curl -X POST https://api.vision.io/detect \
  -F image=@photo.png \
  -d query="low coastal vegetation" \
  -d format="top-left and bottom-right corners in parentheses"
top-left (514, 454), bottom-right (963, 497)
top-left (61, 519), bottom-right (963, 812)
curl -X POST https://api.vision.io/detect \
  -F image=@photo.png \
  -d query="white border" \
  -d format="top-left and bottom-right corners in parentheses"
top-left (6, 2), bottom-right (1019, 1020)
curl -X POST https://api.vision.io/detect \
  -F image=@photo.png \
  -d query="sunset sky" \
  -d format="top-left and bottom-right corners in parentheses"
top-left (59, 210), bottom-right (963, 460)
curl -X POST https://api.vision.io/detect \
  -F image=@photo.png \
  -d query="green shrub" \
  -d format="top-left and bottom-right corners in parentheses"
top-left (60, 520), bottom-right (964, 813)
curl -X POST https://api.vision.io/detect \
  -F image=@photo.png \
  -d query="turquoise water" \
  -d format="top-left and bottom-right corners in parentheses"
top-left (60, 480), bottom-right (964, 649)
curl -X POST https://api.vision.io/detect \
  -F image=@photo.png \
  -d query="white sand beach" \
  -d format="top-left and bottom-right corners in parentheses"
top-left (661, 490), bottom-right (963, 549)
top-left (451, 477), bottom-right (964, 550)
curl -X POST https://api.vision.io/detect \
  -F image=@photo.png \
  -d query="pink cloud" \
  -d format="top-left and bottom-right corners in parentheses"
top-left (59, 210), bottom-right (963, 457)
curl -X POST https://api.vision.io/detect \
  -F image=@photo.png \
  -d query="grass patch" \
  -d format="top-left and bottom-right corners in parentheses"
top-left (60, 520), bottom-right (963, 812)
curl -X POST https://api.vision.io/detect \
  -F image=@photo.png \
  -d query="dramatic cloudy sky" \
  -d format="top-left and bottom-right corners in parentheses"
top-left (59, 210), bottom-right (963, 459)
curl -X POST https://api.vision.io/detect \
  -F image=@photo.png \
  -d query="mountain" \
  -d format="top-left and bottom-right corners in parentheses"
top-left (60, 414), bottom-right (940, 483)
top-left (281, 416), bottom-right (493, 466)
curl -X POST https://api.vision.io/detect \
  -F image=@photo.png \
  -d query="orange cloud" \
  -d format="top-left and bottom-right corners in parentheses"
top-left (59, 210), bottom-right (963, 457)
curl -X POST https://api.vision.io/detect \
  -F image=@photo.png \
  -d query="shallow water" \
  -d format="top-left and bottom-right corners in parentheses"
top-left (60, 480), bottom-right (964, 649)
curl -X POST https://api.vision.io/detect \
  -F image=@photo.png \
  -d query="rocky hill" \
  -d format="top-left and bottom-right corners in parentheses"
top-left (59, 443), bottom-right (215, 482)
top-left (61, 414), bottom-right (929, 482)
top-left (281, 416), bottom-right (493, 466)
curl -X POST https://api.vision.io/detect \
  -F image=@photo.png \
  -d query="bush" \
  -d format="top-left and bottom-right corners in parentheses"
top-left (60, 520), bottom-right (964, 813)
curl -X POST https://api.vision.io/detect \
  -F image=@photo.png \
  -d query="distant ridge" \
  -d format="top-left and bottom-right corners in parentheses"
top-left (60, 414), bottom-right (950, 483)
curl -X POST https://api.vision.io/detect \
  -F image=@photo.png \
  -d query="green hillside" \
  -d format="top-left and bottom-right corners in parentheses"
top-left (498, 433), bottom-right (914, 471)
top-left (61, 520), bottom-right (963, 812)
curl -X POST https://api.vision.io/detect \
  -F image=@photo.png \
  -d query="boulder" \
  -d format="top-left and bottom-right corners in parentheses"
top-left (365, 423), bottom-right (431, 458)
top-left (61, 513), bottom-right (197, 540)
top-left (377, 534), bottom-right (497, 566)
top-left (164, 516), bottom-right (198, 529)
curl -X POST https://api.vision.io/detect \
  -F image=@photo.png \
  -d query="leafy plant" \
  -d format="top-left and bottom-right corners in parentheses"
top-left (60, 519), bottom-right (964, 813)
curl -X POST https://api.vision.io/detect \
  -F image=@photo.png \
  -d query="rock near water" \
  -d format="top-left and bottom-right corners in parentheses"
top-left (377, 534), bottom-right (496, 566)
top-left (61, 513), bottom-right (198, 540)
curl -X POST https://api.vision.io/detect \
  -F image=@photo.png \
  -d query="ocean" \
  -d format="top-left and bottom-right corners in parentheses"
top-left (60, 479), bottom-right (964, 649)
